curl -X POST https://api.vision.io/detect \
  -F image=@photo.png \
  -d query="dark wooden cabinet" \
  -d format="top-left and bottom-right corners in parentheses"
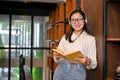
top-left (82, 0), bottom-right (120, 80)
top-left (105, 0), bottom-right (120, 80)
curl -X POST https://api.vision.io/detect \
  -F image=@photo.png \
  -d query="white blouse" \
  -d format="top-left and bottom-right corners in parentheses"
top-left (54, 31), bottom-right (97, 69)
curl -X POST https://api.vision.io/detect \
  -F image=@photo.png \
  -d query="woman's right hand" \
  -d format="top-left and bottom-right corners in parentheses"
top-left (53, 52), bottom-right (62, 60)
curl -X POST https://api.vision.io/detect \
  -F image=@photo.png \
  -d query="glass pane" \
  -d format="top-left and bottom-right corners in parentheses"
top-left (32, 49), bottom-right (43, 80)
top-left (33, 49), bottom-right (43, 58)
top-left (10, 49), bottom-right (19, 80)
top-left (32, 16), bottom-right (48, 80)
top-left (10, 48), bottom-right (31, 80)
top-left (0, 49), bottom-right (8, 80)
top-left (10, 67), bottom-right (19, 80)
top-left (33, 67), bottom-right (43, 80)
top-left (33, 16), bottom-right (49, 47)
top-left (0, 15), bottom-right (9, 47)
top-left (11, 15), bottom-right (31, 48)
top-left (11, 15), bottom-right (31, 80)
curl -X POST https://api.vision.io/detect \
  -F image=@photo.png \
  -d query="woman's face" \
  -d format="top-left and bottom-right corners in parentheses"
top-left (70, 12), bottom-right (85, 32)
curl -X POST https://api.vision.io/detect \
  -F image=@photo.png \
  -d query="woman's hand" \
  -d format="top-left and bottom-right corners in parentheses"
top-left (53, 52), bottom-right (62, 60)
top-left (74, 54), bottom-right (91, 65)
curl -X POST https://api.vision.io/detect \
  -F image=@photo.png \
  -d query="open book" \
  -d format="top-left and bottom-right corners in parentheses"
top-left (52, 49), bottom-right (83, 62)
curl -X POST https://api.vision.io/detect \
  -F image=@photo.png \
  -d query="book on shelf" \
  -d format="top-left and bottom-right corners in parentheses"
top-left (52, 48), bottom-right (83, 62)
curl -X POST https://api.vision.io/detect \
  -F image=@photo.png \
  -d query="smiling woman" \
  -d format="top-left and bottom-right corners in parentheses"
top-left (53, 9), bottom-right (97, 80)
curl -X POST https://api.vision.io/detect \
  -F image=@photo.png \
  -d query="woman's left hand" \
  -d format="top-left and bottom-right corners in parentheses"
top-left (74, 54), bottom-right (91, 65)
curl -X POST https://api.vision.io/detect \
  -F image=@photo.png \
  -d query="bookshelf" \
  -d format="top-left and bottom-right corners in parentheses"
top-left (46, 3), bottom-right (66, 72)
top-left (105, 0), bottom-right (120, 80)
top-left (107, 38), bottom-right (120, 41)
top-left (46, 0), bottom-right (77, 70)
top-left (65, 0), bottom-right (78, 33)
top-left (81, 0), bottom-right (120, 79)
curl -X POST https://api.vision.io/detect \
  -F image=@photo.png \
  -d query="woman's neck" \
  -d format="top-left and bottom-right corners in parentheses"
top-left (74, 30), bottom-right (83, 36)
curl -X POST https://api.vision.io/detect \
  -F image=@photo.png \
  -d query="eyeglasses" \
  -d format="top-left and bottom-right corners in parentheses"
top-left (70, 18), bottom-right (84, 24)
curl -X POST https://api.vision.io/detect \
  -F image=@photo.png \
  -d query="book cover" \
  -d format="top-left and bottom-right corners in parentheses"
top-left (52, 49), bottom-right (83, 62)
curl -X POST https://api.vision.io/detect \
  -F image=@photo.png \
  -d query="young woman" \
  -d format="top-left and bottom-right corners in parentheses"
top-left (53, 9), bottom-right (97, 80)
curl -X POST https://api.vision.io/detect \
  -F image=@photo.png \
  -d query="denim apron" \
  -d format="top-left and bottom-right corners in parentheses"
top-left (53, 59), bottom-right (86, 80)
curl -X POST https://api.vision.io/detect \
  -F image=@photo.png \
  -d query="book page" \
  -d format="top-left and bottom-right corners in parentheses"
top-left (52, 49), bottom-right (65, 56)
top-left (64, 50), bottom-right (83, 56)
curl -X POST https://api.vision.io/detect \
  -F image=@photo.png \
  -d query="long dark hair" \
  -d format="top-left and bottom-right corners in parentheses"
top-left (65, 9), bottom-right (90, 43)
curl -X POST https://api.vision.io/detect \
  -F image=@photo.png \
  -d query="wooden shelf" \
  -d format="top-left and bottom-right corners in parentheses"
top-left (107, 0), bottom-right (120, 3)
top-left (107, 77), bottom-right (114, 80)
top-left (107, 38), bottom-right (120, 41)
top-left (115, 77), bottom-right (120, 80)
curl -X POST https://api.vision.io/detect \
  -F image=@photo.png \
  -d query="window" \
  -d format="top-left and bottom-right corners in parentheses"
top-left (0, 14), bottom-right (49, 80)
